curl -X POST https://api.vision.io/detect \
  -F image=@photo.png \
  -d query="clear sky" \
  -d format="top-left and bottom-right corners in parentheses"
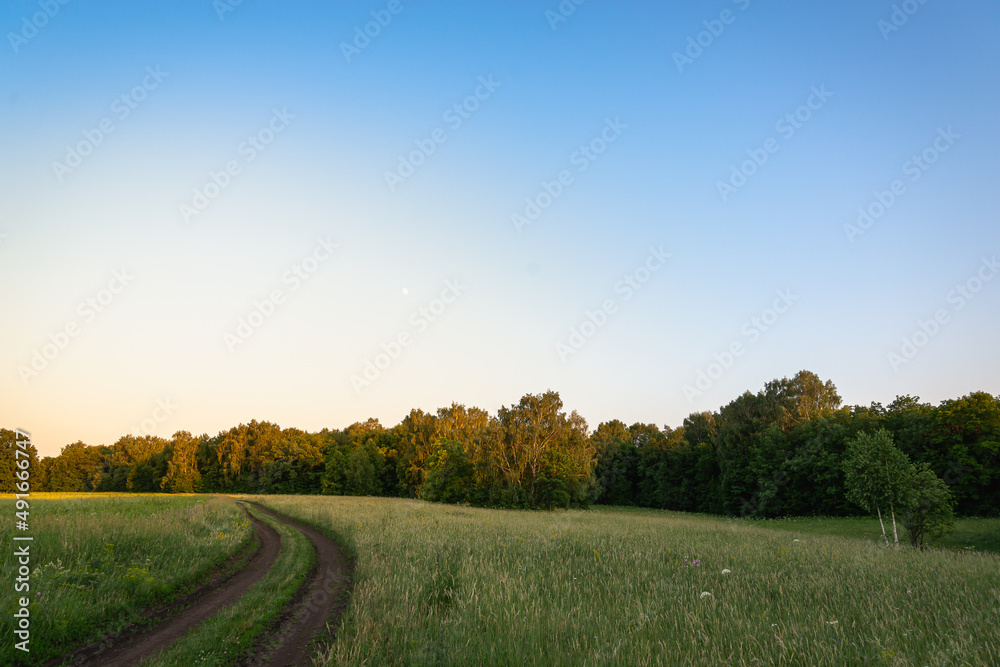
top-left (2, 1), bottom-right (998, 457)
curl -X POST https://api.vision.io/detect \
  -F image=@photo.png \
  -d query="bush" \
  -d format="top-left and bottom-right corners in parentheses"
top-left (902, 463), bottom-right (955, 550)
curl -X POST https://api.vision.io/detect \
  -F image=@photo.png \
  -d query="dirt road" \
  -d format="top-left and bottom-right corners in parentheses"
top-left (49, 500), bottom-right (351, 667)
top-left (67, 510), bottom-right (281, 667)
top-left (245, 502), bottom-right (351, 667)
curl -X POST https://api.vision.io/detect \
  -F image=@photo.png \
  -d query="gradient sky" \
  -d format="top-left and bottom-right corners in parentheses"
top-left (2, 1), bottom-right (998, 457)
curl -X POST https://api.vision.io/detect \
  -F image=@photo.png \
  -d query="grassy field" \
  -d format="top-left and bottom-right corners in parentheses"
top-left (251, 496), bottom-right (1000, 666)
top-left (0, 494), bottom-right (253, 666)
top-left (736, 514), bottom-right (1000, 554)
top-left (5, 494), bottom-right (998, 665)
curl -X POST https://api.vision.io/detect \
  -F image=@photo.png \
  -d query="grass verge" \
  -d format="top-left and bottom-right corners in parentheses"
top-left (0, 494), bottom-right (252, 666)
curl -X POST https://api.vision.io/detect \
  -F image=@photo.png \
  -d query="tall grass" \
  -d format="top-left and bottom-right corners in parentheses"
top-left (253, 496), bottom-right (1000, 666)
top-left (0, 494), bottom-right (252, 666)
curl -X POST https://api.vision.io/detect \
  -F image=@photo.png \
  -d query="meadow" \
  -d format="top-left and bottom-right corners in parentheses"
top-left (4, 494), bottom-right (999, 666)
top-left (0, 494), bottom-right (253, 666)
top-left (249, 496), bottom-right (1000, 666)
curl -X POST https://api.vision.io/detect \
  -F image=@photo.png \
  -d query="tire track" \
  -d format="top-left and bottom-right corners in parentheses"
top-left (65, 508), bottom-right (282, 667)
top-left (244, 502), bottom-right (352, 667)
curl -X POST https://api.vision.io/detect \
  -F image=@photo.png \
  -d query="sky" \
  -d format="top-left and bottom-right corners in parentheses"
top-left (2, 1), bottom-right (998, 457)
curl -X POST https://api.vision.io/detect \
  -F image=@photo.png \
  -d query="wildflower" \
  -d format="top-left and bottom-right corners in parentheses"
top-left (700, 591), bottom-right (712, 599)
top-left (793, 539), bottom-right (800, 543)
top-left (722, 569), bottom-right (731, 575)
top-left (827, 621), bottom-right (838, 625)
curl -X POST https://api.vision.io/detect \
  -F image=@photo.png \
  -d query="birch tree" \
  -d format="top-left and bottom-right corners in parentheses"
top-left (843, 429), bottom-right (913, 547)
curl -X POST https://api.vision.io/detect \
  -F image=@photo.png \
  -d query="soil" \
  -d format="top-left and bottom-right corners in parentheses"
top-left (242, 502), bottom-right (352, 667)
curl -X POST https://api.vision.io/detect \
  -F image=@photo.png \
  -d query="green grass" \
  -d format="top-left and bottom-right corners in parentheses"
top-left (252, 496), bottom-right (1000, 666)
top-left (734, 514), bottom-right (1000, 554)
top-left (0, 494), bottom-right (253, 666)
top-left (142, 502), bottom-right (315, 667)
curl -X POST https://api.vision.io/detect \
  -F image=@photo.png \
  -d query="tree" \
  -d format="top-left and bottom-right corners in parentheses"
top-left (485, 391), bottom-right (596, 508)
top-left (590, 420), bottom-right (633, 505)
top-left (397, 410), bottom-right (437, 496)
top-left (925, 392), bottom-right (1000, 516)
top-left (902, 463), bottom-right (955, 550)
top-left (321, 431), bottom-right (353, 495)
top-left (344, 446), bottom-right (379, 496)
top-left (843, 429), bottom-right (912, 547)
top-left (37, 441), bottom-right (100, 492)
top-left (161, 432), bottom-right (202, 493)
top-left (775, 370), bottom-right (843, 426)
top-left (0, 429), bottom-right (39, 493)
top-left (423, 440), bottom-right (474, 504)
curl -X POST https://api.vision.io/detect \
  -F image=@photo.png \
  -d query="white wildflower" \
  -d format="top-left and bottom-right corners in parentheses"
top-left (700, 591), bottom-right (712, 599)
top-left (721, 569), bottom-right (731, 575)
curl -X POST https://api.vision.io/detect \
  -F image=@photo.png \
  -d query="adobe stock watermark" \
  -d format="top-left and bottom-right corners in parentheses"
top-left (511, 117), bottom-right (627, 233)
top-left (351, 279), bottom-right (467, 393)
top-left (545, 0), bottom-right (587, 31)
top-left (878, 0), bottom-right (931, 41)
top-left (683, 289), bottom-right (798, 403)
top-left (7, 0), bottom-right (71, 54)
top-left (179, 107), bottom-right (294, 224)
top-left (214, 0), bottom-right (244, 21)
top-left (17, 269), bottom-right (135, 385)
top-left (672, 0), bottom-right (751, 73)
top-left (556, 246), bottom-right (669, 362)
top-left (887, 255), bottom-right (997, 372)
top-left (717, 85), bottom-right (833, 202)
top-left (52, 66), bottom-right (168, 182)
top-left (340, 0), bottom-right (408, 63)
top-left (224, 236), bottom-right (339, 352)
top-left (844, 127), bottom-right (959, 243)
top-left (384, 75), bottom-right (501, 192)
top-left (132, 398), bottom-right (179, 436)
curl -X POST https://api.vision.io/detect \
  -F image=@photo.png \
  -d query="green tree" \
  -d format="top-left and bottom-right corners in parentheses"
top-left (843, 429), bottom-right (912, 547)
top-left (423, 440), bottom-right (475, 504)
top-left (925, 392), bottom-right (1000, 516)
top-left (321, 431), bottom-right (353, 495)
top-left (161, 432), bottom-right (202, 493)
top-left (0, 429), bottom-right (39, 493)
top-left (37, 441), bottom-right (100, 491)
top-left (487, 391), bottom-right (595, 508)
top-left (344, 446), bottom-right (379, 496)
top-left (902, 463), bottom-right (955, 550)
top-left (397, 410), bottom-right (437, 496)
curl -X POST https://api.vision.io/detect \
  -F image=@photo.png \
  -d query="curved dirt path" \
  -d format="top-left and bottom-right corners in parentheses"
top-left (57, 508), bottom-right (282, 667)
top-left (245, 502), bottom-right (352, 667)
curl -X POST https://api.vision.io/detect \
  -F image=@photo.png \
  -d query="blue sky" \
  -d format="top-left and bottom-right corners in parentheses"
top-left (2, 1), bottom-right (998, 456)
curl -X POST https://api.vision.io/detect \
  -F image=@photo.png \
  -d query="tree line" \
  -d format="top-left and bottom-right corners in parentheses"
top-left (4, 371), bottom-right (998, 520)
